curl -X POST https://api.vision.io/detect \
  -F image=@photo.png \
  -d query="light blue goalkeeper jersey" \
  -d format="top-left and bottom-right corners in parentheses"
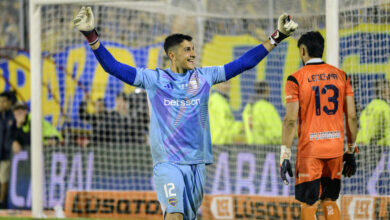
top-left (92, 42), bottom-right (269, 166)
top-left (133, 67), bottom-right (226, 165)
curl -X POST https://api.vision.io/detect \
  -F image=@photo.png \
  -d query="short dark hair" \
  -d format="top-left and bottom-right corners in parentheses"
top-left (164, 33), bottom-right (192, 55)
top-left (374, 78), bottom-right (389, 97)
top-left (0, 91), bottom-right (12, 100)
top-left (116, 92), bottom-right (127, 100)
top-left (12, 101), bottom-right (28, 111)
top-left (0, 93), bottom-right (7, 99)
top-left (254, 81), bottom-right (269, 95)
top-left (297, 31), bottom-right (324, 58)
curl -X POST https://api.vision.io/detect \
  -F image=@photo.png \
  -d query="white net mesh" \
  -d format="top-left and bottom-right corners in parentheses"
top-left (2, 0), bottom-right (390, 219)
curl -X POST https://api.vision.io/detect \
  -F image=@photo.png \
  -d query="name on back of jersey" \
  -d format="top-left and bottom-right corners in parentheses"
top-left (308, 73), bottom-right (338, 82)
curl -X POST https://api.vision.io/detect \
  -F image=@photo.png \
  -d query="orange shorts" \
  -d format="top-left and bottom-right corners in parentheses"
top-left (294, 156), bottom-right (343, 205)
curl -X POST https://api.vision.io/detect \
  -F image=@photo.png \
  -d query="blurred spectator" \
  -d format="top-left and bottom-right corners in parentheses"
top-left (79, 97), bottom-right (116, 145)
top-left (356, 79), bottom-right (390, 146)
top-left (113, 92), bottom-right (132, 144)
top-left (242, 81), bottom-right (282, 145)
top-left (79, 92), bottom-right (147, 146)
top-left (128, 88), bottom-right (149, 145)
top-left (11, 102), bottom-right (63, 154)
top-left (0, 92), bottom-right (15, 208)
top-left (209, 81), bottom-right (243, 145)
top-left (0, 1), bottom-right (20, 48)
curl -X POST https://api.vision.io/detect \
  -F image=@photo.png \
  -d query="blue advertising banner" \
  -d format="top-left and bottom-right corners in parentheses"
top-left (8, 144), bottom-right (390, 209)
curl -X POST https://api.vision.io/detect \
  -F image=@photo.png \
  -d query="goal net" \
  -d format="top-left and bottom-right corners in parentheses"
top-left (2, 0), bottom-right (390, 219)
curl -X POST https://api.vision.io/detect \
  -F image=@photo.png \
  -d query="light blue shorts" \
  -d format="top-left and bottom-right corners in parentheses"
top-left (153, 162), bottom-right (206, 220)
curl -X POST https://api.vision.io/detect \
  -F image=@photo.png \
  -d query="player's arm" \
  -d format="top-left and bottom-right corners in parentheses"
top-left (280, 101), bottom-right (299, 185)
top-left (282, 102), bottom-right (298, 148)
top-left (342, 95), bottom-right (358, 177)
top-left (345, 96), bottom-right (358, 151)
top-left (224, 14), bottom-right (298, 81)
top-left (72, 7), bottom-right (137, 85)
top-left (280, 75), bottom-right (299, 185)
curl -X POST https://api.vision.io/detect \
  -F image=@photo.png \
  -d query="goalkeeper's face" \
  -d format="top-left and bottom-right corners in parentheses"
top-left (171, 40), bottom-right (196, 71)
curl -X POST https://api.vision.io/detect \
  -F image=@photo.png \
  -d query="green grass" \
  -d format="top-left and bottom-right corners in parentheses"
top-left (0, 218), bottom-right (114, 220)
top-left (0, 217), bottom-right (139, 220)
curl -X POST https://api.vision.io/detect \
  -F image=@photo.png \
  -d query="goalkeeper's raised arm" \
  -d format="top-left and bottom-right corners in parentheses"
top-left (224, 13), bottom-right (297, 80)
top-left (73, 7), bottom-right (298, 83)
top-left (72, 6), bottom-right (137, 85)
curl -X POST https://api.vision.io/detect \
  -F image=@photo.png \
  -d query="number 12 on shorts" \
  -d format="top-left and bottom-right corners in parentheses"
top-left (164, 183), bottom-right (176, 198)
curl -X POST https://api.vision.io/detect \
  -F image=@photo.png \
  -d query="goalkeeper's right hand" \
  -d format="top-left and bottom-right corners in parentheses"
top-left (270, 13), bottom-right (298, 46)
top-left (280, 145), bottom-right (293, 185)
top-left (73, 6), bottom-right (99, 45)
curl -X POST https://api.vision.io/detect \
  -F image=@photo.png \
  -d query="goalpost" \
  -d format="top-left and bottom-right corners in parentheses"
top-left (26, 0), bottom-right (390, 219)
top-left (29, 1), bottom-right (211, 217)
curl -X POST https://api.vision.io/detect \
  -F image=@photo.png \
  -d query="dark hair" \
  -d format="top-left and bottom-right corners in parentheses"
top-left (95, 98), bottom-right (106, 106)
top-left (374, 78), bottom-right (389, 97)
top-left (163, 33), bottom-right (192, 55)
top-left (116, 92), bottom-right (127, 100)
top-left (254, 81), bottom-right (269, 95)
top-left (0, 93), bottom-right (7, 99)
top-left (12, 101), bottom-right (28, 111)
top-left (297, 31), bottom-right (324, 58)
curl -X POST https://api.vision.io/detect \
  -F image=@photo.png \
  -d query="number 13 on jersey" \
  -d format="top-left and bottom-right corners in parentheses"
top-left (312, 84), bottom-right (339, 116)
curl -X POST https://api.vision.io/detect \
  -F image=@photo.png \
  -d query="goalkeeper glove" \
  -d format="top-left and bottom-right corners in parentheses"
top-left (73, 6), bottom-right (99, 45)
top-left (342, 153), bottom-right (356, 177)
top-left (342, 143), bottom-right (357, 177)
top-left (280, 145), bottom-right (293, 185)
top-left (270, 13), bottom-right (298, 46)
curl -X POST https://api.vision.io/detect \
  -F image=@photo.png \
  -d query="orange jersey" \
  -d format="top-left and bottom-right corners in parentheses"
top-left (285, 61), bottom-right (354, 158)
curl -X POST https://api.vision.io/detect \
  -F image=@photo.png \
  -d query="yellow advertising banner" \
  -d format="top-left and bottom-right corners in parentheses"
top-left (201, 195), bottom-right (390, 220)
top-left (64, 190), bottom-right (162, 219)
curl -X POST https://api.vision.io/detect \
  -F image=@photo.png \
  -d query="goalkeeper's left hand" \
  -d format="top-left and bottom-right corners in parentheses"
top-left (342, 152), bottom-right (357, 177)
top-left (270, 13), bottom-right (298, 45)
top-left (280, 145), bottom-right (293, 185)
top-left (342, 143), bottom-right (357, 177)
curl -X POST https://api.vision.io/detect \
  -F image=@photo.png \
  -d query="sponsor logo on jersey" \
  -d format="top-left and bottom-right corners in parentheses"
top-left (189, 78), bottom-right (198, 89)
top-left (309, 130), bottom-right (340, 141)
top-left (164, 83), bottom-right (174, 89)
top-left (179, 83), bottom-right (188, 89)
top-left (168, 198), bottom-right (177, 207)
top-left (164, 98), bottom-right (200, 106)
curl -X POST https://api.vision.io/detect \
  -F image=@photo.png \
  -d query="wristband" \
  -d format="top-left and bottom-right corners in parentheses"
top-left (269, 30), bottom-right (288, 46)
top-left (269, 37), bottom-right (277, 46)
top-left (348, 142), bottom-right (358, 153)
top-left (280, 145), bottom-right (291, 165)
top-left (81, 29), bottom-right (99, 45)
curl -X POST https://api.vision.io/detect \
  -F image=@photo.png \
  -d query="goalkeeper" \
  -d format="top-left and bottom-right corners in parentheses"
top-left (280, 31), bottom-right (358, 220)
top-left (73, 7), bottom-right (297, 220)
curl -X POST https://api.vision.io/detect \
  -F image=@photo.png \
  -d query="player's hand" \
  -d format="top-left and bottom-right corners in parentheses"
top-left (342, 152), bottom-right (356, 177)
top-left (277, 13), bottom-right (298, 36)
top-left (270, 13), bottom-right (298, 45)
top-left (73, 6), bottom-right (95, 32)
top-left (280, 145), bottom-right (293, 185)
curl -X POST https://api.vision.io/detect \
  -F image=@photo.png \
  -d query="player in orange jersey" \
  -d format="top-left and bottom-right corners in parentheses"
top-left (280, 31), bottom-right (358, 220)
